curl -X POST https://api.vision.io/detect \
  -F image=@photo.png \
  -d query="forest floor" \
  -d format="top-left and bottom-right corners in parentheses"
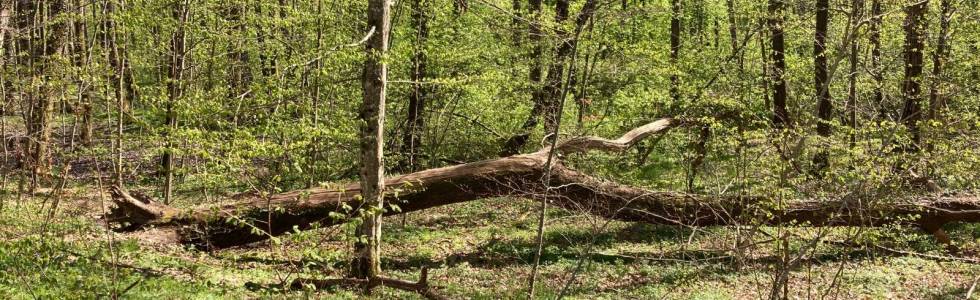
top-left (1, 186), bottom-right (979, 299)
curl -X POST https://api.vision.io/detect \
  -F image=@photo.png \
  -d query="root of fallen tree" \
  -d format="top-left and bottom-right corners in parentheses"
top-left (104, 118), bottom-right (980, 249)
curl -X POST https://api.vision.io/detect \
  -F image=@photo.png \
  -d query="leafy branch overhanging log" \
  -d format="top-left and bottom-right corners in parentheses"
top-left (105, 118), bottom-right (980, 249)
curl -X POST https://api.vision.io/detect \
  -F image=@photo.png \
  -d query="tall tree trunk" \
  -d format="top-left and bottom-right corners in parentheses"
top-left (398, 0), bottom-right (428, 173)
top-left (16, 0), bottom-right (67, 189)
top-left (869, 0), bottom-right (883, 120)
top-left (102, 0), bottom-right (129, 186)
top-left (102, 0), bottom-right (135, 114)
top-left (511, 0), bottom-right (520, 46)
top-left (255, 3), bottom-right (274, 78)
top-left (726, 0), bottom-right (740, 69)
top-left (669, 0), bottom-right (682, 105)
top-left (541, 0), bottom-right (599, 138)
top-left (308, 0), bottom-right (323, 187)
top-left (501, 0), bottom-right (598, 156)
top-left (687, 126), bottom-right (709, 191)
top-left (759, 18), bottom-right (771, 124)
top-left (0, 0), bottom-right (9, 49)
top-left (499, 0), bottom-right (544, 156)
top-left (453, 0), bottom-right (467, 15)
top-left (812, 0), bottom-right (832, 174)
top-left (352, 0), bottom-right (390, 281)
top-left (927, 0), bottom-right (951, 124)
top-left (70, 0), bottom-right (93, 147)
top-left (164, 0), bottom-right (188, 204)
top-left (846, 0), bottom-right (864, 148)
top-left (539, 0), bottom-right (571, 138)
top-left (767, 0), bottom-right (790, 128)
top-left (226, 3), bottom-right (251, 103)
top-left (899, 0), bottom-right (927, 153)
top-left (500, 0), bottom-right (544, 156)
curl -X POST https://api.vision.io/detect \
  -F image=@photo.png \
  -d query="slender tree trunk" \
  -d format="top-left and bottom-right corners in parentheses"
top-left (846, 0), bottom-right (864, 148)
top-left (352, 0), bottom-right (390, 281)
top-left (726, 0), bottom-right (740, 69)
top-left (101, 0), bottom-right (128, 186)
top-left (574, 50), bottom-right (595, 129)
top-left (501, 0), bottom-right (598, 155)
top-left (927, 0), bottom-right (951, 123)
top-left (768, 0), bottom-right (790, 128)
top-left (541, 0), bottom-right (599, 137)
top-left (71, 0), bottom-right (93, 147)
top-left (255, 3), bottom-right (274, 78)
top-left (812, 0), bottom-right (832, 174)
top-left (499, 0), bottom-right (544, 156)
top-left (869, 0), bottom-right (883, 120)
top-left (669, 0), bottom-right (682, 105)
top-left (226, 3), bottom-right (251, 103)
top-left (16, 0), bottom-right (66, 189)
top-left (0, 0), bottom-right (9, 49)
top-left (899, 0), bottom-right (927, 153)
top-left (0, 0), bottom-right (8, 210)
top-left (539, 0), bottom-right (571, 137)
top-left (164, 0), bottom-right (189, 205)
top-left (398, 0), bottom-right (428, 173)
top-left (102, 0), bottom-right (135, 114)
top-left (511, 0), bottom-right (520, 46)
top-left (308, 0), bottom-right (322, 187)
top-left (687, 126), bottom-right (709, 191)
top-left (453, 0), bottom-right (467, 15)
top-left (760, 18), bottom-right (771, 122)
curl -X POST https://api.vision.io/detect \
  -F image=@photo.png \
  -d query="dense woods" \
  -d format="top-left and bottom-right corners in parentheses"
top-left (1, 0), bottom-right (979, 298)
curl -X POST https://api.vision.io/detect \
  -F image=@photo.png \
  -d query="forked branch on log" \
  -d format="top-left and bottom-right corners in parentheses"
top-left (105, 118), bottom-right (980, 249)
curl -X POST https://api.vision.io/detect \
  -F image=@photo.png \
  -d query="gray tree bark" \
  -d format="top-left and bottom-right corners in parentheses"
top-left (352, 0), bottom-right (390, 280)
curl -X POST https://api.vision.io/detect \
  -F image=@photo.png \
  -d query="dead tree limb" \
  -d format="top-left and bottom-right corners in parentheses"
top-left (105, 118), bottom-right (980, 249)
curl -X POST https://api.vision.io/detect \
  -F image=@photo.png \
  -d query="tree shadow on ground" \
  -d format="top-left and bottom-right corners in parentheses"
top-left (380, 222), bottom-right (976, 273)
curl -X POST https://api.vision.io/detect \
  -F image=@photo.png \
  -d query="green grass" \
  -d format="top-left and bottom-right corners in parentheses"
top-left (1, 191), bottom-right (978, 299)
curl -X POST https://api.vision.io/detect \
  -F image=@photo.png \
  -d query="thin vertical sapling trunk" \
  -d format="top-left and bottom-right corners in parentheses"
top-left (399, 0), bottom-right (429, 173)
top-left (927, 0), bottom-right (951, 128)
top-left (812, 0), bottom-right (832, 175)
top-left (845, 0), bottom-right (863, 148)
top-left (869, 0), bottom-right (883, 119)
top-left (163, 0), bottom-right (189, 204)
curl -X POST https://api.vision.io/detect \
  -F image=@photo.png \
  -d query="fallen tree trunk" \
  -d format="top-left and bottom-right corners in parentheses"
top-left (106, 118), bottom-right (980, 249)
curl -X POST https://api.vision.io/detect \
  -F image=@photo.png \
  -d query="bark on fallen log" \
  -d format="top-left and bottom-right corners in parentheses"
top-left (105, 118), bottom-right (980, 249)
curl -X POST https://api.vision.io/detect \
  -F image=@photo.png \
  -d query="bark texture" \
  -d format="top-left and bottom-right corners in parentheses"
top-left (869, 0), bottom-right (883, 118)
top-left (15, 0), bottom-right (67, 188)
top-left (105, 119), bottom-right (980, 250)
top-left (900, 0), bottom-right (928, 151)
top-left (927, 0), bottom-right (951, 122)
top-left (353, 0), bottom-right (391, 279)
top-left (398, 0), bottom-right (429, 172)
top-left (163, 0), bottom-right (188, 204)
top-left (812, 0), bottom-right (831, 174)
top-left (846, 0), bottom-right (863, 147)
top-left (767, 0), bottom-right (790, 128)
top-left (669, 0), bottom-right (682, 105)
